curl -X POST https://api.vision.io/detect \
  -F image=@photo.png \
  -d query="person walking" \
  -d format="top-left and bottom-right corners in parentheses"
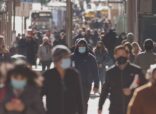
top-left (42, 45), bottom-right (84, 114)
top-left (72, 38), bottom-right (99, 114)
top-left (25, 30), bottom-right (39, 67)
top-left (18, 34), bottom-right (27, 56)
top-left (94, 41), bottom-right (110, 85)
top-left (131, 42), bottom-right (142, 59)
top-left (135, 39), bottom-right (156, 74)
top-left (0, 65), bottom-right (45, 114)
top-left (98, 45), bottom-right (147, 114)
top-left (127, 66), bottom-right (156, 114)
top-left (38, 37), bottom-right (52, 71)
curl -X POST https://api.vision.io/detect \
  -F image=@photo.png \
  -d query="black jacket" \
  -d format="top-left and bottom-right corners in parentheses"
top-left (72, 52), bottom-right (99, 88)
top-left (71, 39), bottom-right (99, 88)
top-left (98, 63), bottom-right (147, 114)
top-left (42, 68), bottom-right (84, 114)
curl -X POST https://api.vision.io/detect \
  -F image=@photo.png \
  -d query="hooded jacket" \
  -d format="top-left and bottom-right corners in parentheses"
top-left (71, 39), bottom-right (99, 87)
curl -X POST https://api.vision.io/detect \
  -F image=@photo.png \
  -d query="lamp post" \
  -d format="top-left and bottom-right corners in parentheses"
top-left (66, 0), bottom-right (73, 47)
top-left (13, 0), bottom-right (16, 33)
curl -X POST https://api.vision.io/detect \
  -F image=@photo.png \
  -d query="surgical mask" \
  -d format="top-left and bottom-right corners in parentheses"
top-left (61, 58), bottom-right (71, 69)
top-left (11, 79), bottom-right (27, 90)
top-left (0, 83), bottom-right (4, 88)
top-left (116, 56), bottom-right (128, 65)
top-left (78, 47), bottom-right (86, 54)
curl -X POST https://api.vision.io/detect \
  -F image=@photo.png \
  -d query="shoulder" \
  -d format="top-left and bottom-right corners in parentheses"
top-left (43, 68), bottom-right (57, 78)
top-left (106, 65), bottom-right (117, 73)
top-left (66, 68), bottom-right (79, 77)
top-left (66, 68), bottom-right (81, 80)
top-left (25, 85), bottom-right (41, 96)
top-left (135, 83), bottom-right (152, 96)
top-left (88, 53), bottom-right (96, 60)
top-left (129, 63), bottom-right (142, 70)
top-left (137, 52), bottom-right (146, 57)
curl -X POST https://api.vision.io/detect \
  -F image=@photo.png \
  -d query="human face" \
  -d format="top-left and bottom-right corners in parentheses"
top-left (78, 42), bottom-right (87, 54)
top-left (11, 75), bottom-right (27, 90)
top-left (114, 49), bottom-right (129, 65)
top-left (56, 53), bottom-right (71, 70)
top-left (114, 49), bottom-right (129, 59)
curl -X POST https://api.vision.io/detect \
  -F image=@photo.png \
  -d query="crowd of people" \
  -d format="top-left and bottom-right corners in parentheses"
top-left (0, 26), bottom-right (156, 114)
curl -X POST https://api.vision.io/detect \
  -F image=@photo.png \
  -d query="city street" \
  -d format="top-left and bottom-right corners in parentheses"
top-left (0, 1), bottom-right (156, 114)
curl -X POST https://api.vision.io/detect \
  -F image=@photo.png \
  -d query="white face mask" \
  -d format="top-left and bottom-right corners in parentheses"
top-left (61, 58), bottom-right (71, 69)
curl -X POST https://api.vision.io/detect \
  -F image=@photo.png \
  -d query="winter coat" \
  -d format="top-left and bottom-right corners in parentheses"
top-left (71, 47), bottom-right (99, 87)
top-left (17, 38), bottom-right (27, 56)
top-left (0, 85), bottom-right (45, 114)
top-left (25, 38), bottom-right (38, 65)
top-left (127, 83), bottom-right (156, 114)
top-left (42, 68), bottom-right (84, 114)
top-left (98, 63), bottom-right (147, 114)
top-left (38, 44), bottom-right (52, 62)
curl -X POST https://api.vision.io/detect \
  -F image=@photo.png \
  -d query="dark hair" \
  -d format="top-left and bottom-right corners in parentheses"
top-left (114, 45), bottom-right (129, 54)
top-left (6, 65), bottom-right (38, 86)
top-left (144, 39), bottom-right (154, 51)
top-left (95, 41), bottom-right (108, 53)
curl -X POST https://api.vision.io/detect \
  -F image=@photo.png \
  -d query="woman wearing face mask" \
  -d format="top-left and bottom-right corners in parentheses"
top-left (127, 66), bottom-right (156, 114)
top-left (94, 41), bottom-right (110, 85)
top-left (42, 45), bottom-right (84, 114)
top-left (0, 65), bottom-right (45, 114)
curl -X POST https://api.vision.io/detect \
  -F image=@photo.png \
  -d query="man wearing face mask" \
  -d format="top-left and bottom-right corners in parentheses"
top-left (42, 45), bottom-right (84, 114)
top-left (98, 45), bottom-right (147, 114)
top-left (72, 38), bottom-right (99, 114)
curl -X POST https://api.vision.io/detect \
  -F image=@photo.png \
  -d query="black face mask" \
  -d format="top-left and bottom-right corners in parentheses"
top-left (116, 56), bottom-right (128, 65)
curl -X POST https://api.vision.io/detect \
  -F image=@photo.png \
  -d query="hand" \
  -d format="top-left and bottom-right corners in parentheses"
top-left (98, 64), bottom-right (102, 68)
top-left (5, 102), bottom-right (15, 111)
top-left (123, 88), bottom-right (132, 96)
top-left (13, 99), bottom-right (25, 112)
top-left (98, 109), bottom-right (102, 114)
top-left (93, 87), bottom-right (99, 93)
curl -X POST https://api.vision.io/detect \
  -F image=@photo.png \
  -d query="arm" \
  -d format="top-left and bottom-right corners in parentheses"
top-left (127, 90), bottom-right (143, 114)
top-left (37, 46), bottom-right (42, 59)
top-left (41, 72), bottom-right (48, 96)
top-left (75, 71), bottom-right (85, 114)
top-left (92, 57), bottom-right (99, 88)
top-left (138, 69), bottom-right (147, 86)
top-left (25, 90), bottom-right (46, 114)
top-left (98, 71), bottom-right (110, 111)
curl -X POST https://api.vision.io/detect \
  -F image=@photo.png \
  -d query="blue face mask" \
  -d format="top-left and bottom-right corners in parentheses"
top-left (78, 47), bottom-right (86, 54)
top-left (11, 79), bottom-right (27, 90)
top-left (61, 58), bottom-right (71, 69)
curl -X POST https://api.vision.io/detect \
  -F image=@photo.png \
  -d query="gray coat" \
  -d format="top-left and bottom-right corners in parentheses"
top-left (0, 86), bottom-right (45, 114)
top-left (38, 44), bottom-right (52, 62)
top-left (135, 51), bottom-right (156, 73)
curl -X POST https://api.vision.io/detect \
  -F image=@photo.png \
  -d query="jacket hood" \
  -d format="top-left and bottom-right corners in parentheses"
top-left (74, 38), bottom-right (89, 55)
